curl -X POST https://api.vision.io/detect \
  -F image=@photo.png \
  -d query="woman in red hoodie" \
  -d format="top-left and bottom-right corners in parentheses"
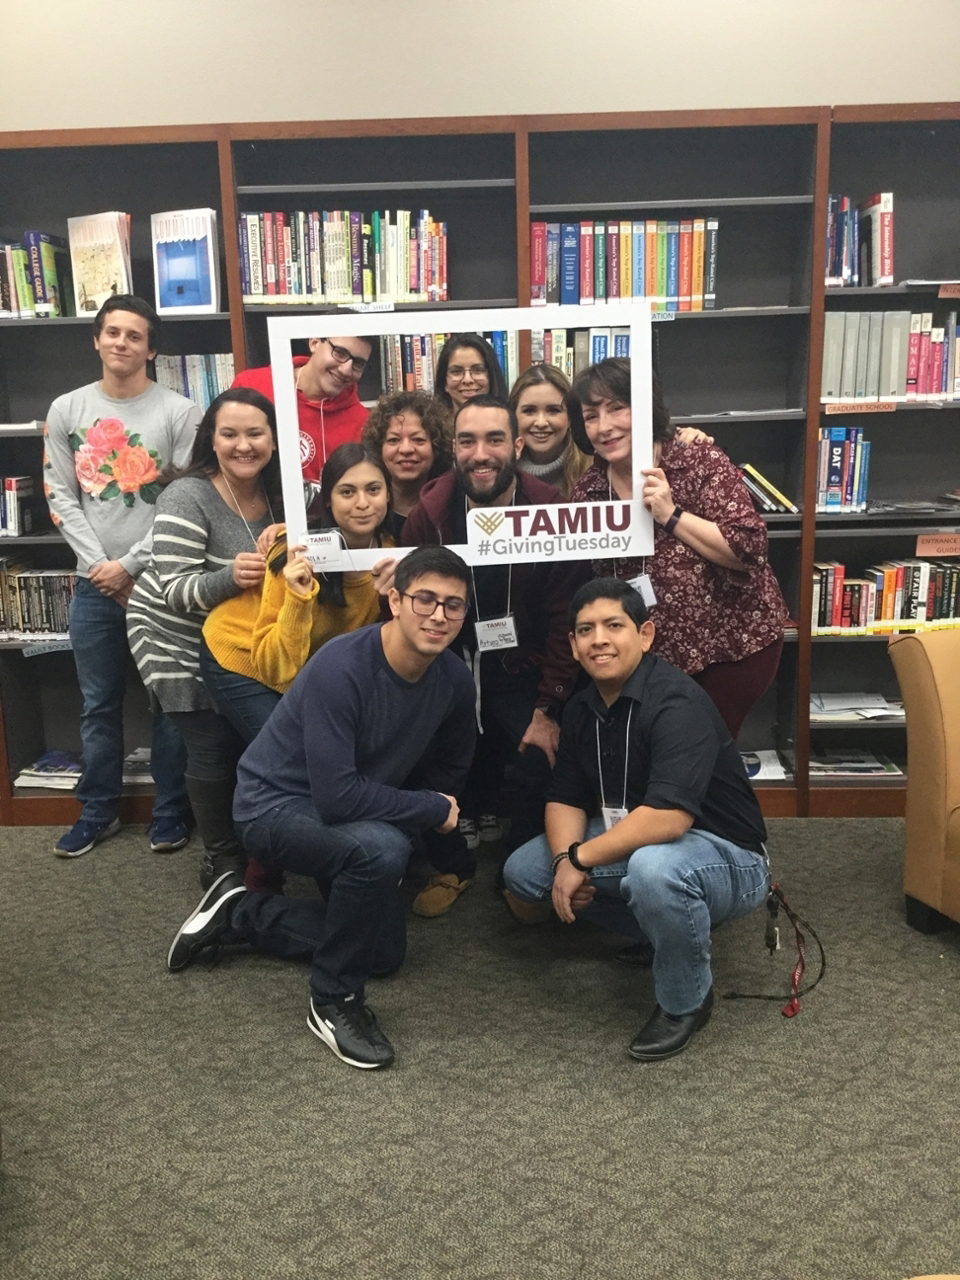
top-left (231, 334), bottom-right (373, 483)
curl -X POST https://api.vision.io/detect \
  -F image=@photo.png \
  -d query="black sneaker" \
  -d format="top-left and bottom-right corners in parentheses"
top-left (307, 995), bottom-right (395, 1069)
top-left (167, 872), bottom-right (245, 972)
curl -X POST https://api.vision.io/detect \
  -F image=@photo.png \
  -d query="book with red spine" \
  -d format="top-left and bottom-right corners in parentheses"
top-left (905, 313), bottom-right (921, 398)
top-left (262, 212), bottom-right (277, 295)
top-left (678, 219), bottom-right (693, 311)
top-left (543, 330), bottom-right (553, 366)
top-left (858, 192), bottom-right (894, 287)
top-left (530, 222), bottom-right (547, 305)
top-left (930, 327), bottom-right (945, 399)
top-left (274, 213), bottom-right (289, 295)
top-left (606, 222), bottom-right (620, 299)
top-left (830, 562), bottom-right (846, 629)
top-left (917, 313), bottom-right (933, 398)
top-left (579, 222), bottom-right (594, 305)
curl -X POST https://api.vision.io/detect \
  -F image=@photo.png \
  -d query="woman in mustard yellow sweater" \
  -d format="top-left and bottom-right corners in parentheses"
top-left (199, 443), bottom-right (393, 743)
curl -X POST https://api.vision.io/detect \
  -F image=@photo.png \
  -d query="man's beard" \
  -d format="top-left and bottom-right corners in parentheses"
top-left (456, 456), bottom-right (517, 504)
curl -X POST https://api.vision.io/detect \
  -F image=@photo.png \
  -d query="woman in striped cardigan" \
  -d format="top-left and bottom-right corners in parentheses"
top-left (126, 387), bottom-right (281, 887)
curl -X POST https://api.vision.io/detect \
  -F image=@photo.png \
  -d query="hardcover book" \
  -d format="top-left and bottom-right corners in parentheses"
top-left (151, 209), bottom-right (220, 314)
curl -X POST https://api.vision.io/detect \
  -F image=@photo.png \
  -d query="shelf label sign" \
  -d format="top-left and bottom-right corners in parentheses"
top-left (266, 303), bottom-right (655, 569)
top-left (824, 401), bottom-right (896, 415)
top-left (915, 533), bottom-right (960, 557)
top-left (938, 283), bottom-right (960, 298)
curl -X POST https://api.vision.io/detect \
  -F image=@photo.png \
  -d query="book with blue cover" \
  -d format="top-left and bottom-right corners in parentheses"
top-left (151, 208), bottom-right (220, 314)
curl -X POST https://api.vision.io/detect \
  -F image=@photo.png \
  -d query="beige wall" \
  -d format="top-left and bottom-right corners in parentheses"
top-left (1, 0), bottom-right (958, 132)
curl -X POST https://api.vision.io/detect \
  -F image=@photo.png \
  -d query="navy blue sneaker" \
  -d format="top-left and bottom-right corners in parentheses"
top-left (54, 816), bottom-right (121, 859)
top-left (149, 817), bottom-right (190, 853)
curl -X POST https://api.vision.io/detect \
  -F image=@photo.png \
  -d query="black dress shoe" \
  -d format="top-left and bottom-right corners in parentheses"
top-left (627, 987), bottom-right (714, 1061)
top-left (614, 941), bottom-right (655, 967)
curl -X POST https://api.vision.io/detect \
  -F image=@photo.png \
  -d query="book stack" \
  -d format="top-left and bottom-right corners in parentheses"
top-left (151, 209), bottom-right (220, 315)
top-left (0, 476), bottom-right (34, 535)
top-left (529, 327), bottom-right (631, 376)
top-left (809, 692), bottom-right (904, 726)
top-left (736, 464), bottom-right (799, 515)
top-left (809, 749), bottom-right (902, 782)
top-left (821, 310), bottom-right (959, 402)
top-left (13, 749), bottom-right (83, 791)
top-left (814, 427), bottom-right (870, 512)
top-left (66, 212), bottom-right (133, 314)
top-left (811, 559), bottom-right (960, 635)
top-left (530, 218), bottom-right (719, 310)
top-left (0, 234), bottom-right (76, 318)
top-left (379, 331), bottom-right (519, 395)
top-left (154, 353), bottom-right (236, 410)
top-left (0, 556), bottom-right (74, 638)
top-left (122, 747), bottom-right (154, 785)
top-left (239, 209), bottom-right (448, 306)
top-left (825, 192), bottom-right (894, 287)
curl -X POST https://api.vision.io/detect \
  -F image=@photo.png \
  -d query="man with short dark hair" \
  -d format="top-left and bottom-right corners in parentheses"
top-left (503, 578), bottom-right (770, 1061)
top-left (402, 396), bottom-right (589, 916)
top-left (232, 334), bottom-right (372, 481)
top-left (44, 295), bottom-right (199, 858)
top-left (167, 546), bottom-right (476, 1070)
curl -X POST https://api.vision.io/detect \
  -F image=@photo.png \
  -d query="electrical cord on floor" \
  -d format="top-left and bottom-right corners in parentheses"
top-left (723, 882), bottom-right (826, 1017)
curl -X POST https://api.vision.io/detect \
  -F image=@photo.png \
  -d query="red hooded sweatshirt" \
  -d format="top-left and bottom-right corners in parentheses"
top-left (231, 356), bottom-right (369, 482)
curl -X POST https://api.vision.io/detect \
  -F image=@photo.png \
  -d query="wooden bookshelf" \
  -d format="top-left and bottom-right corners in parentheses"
top-left (2, 104), bottom-right (958, 824)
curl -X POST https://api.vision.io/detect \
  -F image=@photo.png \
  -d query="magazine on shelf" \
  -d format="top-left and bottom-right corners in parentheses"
top-left (122, 747), bottom-right (154, 785)
top-left (151, 209), bottom-right (220, 315)
top-left (67, 212), bottom-right (133, 314)
top-left (13, 749), bottom-right (83, 790)
top-left (740, 750), bottom-right (789, 781)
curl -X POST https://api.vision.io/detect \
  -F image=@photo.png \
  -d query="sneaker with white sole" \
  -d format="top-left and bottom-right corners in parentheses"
top-left (307, 995), bottom-right (395, 1069)
top-left (167, 872), bottom-right (245, 972)
top-left (149, 817), bottom-right (190, 853)
top-left (478, 813), bottom-right (503, 843)
top-left (54, 816), bottom-right (121, 859)
top-left (458, 817), bottom-right (479, 850)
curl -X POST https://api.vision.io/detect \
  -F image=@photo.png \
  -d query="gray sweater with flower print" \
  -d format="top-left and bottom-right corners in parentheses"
top-left (44, 380), bottom-right (201, 577)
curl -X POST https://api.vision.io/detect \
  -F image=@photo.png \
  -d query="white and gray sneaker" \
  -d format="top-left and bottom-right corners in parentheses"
top-left (167, 872), bottom-right (245, 972)
top-left (478, 813), bottom-right (503, 843)
top-left (458, 817), bottom-right (480, 850)
top-left (307, 995), bottom-right (395, 1069)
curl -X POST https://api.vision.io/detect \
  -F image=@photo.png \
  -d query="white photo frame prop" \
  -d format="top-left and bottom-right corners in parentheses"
top-left (268, 303), bottom-right (654, 571)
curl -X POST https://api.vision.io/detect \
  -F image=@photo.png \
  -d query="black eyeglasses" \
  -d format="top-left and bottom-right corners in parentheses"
top-left (403, 591), bottom-right (468, 621)
top-left (323, 338), bottom-right (368, 375)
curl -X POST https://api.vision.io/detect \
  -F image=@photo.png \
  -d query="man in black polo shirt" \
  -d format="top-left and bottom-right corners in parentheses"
top-left (502, 577), bottom-right (770, 1061)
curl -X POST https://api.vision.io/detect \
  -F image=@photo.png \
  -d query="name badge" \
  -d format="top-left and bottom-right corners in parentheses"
top-left (601, 806), bottom-right (630, 831)
top-left (474, 614), bottom-right (519, 652)
top-left (628, 573), bottom-right (657, 608)
top-left (303, 530), bottom-right (342, 568)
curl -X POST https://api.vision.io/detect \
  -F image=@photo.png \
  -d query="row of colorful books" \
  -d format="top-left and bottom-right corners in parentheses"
top-left (0, 557), bottom-right (74, 635)
top-left (239, 209), bottom-right (448, 307)
top-left (814, 427), bottom-right (871, 513)
top-left (821, 310), bottom-right (959, 402)
top-left (378, 331), bottom-right (520, 395)
top-left (529, 218), bottom-right (719, 310)
top-left (0, 208), bottom-right (221, 318)
top-left (825, 192), bottom-right (894, 288)
top-left (737, 465), bottom-right (799, 514)
top-left (530, 327), bottom-right (631, 376)
top-left (154, 353), bottom-right (236, 411)
top-left (0, 476), bottom-right (34, 536)
top-left (812, 559), bottom-right (960, 634)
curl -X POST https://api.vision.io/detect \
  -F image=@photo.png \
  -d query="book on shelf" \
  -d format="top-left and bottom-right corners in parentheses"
top-left (808, 749), bottom-right (902, 779)
top-left (67, 212), bottom-right (133, 314)
top-left (0, 476), bottom-right (35, 536)
top-left (18, 232), bottom-right (75, 318)
top-left (530, 327), bottom-right (632, 378)
top-left (825, 192), bottom-right (893, 288)
top-left (13, 749), bottom-right (83, 791)
top-left (154, 353), bottom-right (235, 410)
top-left (823, 307), bottom-right (958, 404)
top-left (737, 463), bottom-right (799, 514)
top-left (122, 747), bottom-right (154, 785)
top-left (811, 559), bottom-right (960, 635)
top-left (0, 555), bottom-right (74, 635)
top-left (531, 216), bottom-right (718, 309)
top-left (1, 242), bottom-right (38, 317)
top-left (814, 426), bottom-right (870, 513)
top-left (151, 209), bottom-right (220, 315)
top-left (740, 750), bottom-right (789, 781)
top-left (809, 692), bottom-right (904, 725)
top-left (240, 208), bottom-right (447, 305)
top-left (378, 330), bottom-right (519, 395)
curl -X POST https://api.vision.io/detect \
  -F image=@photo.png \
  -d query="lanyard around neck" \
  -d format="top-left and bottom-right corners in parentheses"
top-left (465, 493), bottom-right (513, 620)
top-left (596, 701), bottom-right (633, 811)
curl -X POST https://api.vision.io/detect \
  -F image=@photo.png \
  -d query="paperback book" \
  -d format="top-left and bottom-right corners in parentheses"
top-left (152, 209), bottom-right (220, 315)
top-left (67, 212), bottom-right (133, 313)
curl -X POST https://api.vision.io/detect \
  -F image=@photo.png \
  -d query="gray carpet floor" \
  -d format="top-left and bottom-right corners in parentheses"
top-left (1, 817), bottom-right (959, 1280)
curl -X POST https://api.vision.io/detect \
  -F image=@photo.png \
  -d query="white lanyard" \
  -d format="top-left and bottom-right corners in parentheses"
top-left (466, 495), bottom-right (518, 654)
top-left (220, 474), bottom-right (275, 549)
top-left (596, 702), bottom-right (633, 831)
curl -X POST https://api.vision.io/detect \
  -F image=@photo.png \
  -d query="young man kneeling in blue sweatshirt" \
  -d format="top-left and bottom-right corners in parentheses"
top-left (167, 545), bottom-right (475, 1070)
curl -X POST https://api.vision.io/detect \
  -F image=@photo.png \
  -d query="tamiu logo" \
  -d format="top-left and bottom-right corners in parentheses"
top-left (473, 510), bottom-right (506, 536)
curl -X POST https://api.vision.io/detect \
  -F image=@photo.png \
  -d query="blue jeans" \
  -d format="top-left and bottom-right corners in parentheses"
top-left (69, 575), bottom-right (188, 824)
top-left (233, 798), bottom-right (412, 1001)
top-left (198, 638), bottom-right (281, 746)
top-left (503, 818), bottom-right (770, 1016)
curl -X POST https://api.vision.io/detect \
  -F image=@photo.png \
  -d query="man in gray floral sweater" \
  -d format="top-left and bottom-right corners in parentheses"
top-left (44, 295), bottom-right (200, 857)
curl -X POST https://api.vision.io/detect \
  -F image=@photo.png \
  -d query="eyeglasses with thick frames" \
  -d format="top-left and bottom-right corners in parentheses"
top-left (446, 363), bottom-right (488, 382)
top-left (323, 338), bottom-right (369, 375)
top-left (403, 591), bottom-right (468, 621)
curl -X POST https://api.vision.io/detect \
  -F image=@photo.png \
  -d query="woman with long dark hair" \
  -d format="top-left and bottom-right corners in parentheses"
top-left (433, 333), bottom-right (508, 422)
top-left (126, 387), bottom-right (281, 887)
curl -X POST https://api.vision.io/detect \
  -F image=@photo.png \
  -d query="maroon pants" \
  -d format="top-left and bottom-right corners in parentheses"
top-left (692, 637), bottom-right (784, 739)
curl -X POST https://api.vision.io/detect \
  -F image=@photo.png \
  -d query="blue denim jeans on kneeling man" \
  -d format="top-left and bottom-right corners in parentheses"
top-left (503, 817), bottom-right (770, 1016)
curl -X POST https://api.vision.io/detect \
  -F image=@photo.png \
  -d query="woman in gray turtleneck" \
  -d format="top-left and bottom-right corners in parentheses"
top-left (510, 363), bottom-right (592, 497)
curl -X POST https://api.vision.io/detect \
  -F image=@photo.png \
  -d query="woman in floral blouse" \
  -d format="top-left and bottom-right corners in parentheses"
top-left (568, 358), bottom-right (788, 737)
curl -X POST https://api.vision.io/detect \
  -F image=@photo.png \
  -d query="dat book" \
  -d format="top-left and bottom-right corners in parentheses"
top-left (151, 209), bottom-right (221, 315)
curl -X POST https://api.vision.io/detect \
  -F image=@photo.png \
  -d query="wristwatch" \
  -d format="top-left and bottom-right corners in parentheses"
top-left (663, 505), bottom-right (683, 536)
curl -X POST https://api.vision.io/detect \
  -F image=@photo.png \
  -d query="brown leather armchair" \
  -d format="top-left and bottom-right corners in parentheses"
top-left (888, 630), bottom-right (960, 932)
